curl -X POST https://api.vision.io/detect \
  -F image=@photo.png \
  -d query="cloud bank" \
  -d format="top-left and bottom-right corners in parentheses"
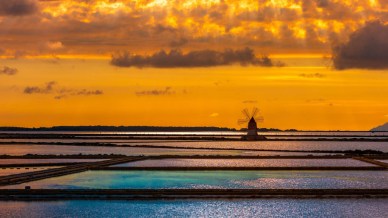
top-left (111, 48), bottom-right (277, 68)
top-left (24, 81), bottom-right (56, 94)
top-left (0, 0), bottom-right (38, 16)
top-left (0, 66), bottom-right (18, 75)
top-left (23, 81), bottom-right (103, 99)
top-left (332, 21), bottom-right (388, 70)
top-left (0, 0), bottom-right (385, 57)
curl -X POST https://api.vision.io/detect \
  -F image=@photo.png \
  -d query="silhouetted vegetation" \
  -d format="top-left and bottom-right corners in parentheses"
top-left (0, 126), bottom-right (236, 132)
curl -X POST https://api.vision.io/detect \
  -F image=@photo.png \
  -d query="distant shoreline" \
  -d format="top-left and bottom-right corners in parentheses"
top-left (0, 126), bottom-right (387, 132)
top-left (0, 126), bottom-right (237, 132)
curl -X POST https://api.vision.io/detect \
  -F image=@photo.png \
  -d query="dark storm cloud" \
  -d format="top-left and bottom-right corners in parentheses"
top-left (332, 21), bottom-right (388, 70)
top-left (135, 87), bottom-right (175, 96)
top-left (24, 81), bottom-right (103, 99)
top-left (0, 66), bottom-right (18, 75)
top-left (111, 48), bottom-right (277, 68)
top-left (0, 0), bottom-right (38, 16)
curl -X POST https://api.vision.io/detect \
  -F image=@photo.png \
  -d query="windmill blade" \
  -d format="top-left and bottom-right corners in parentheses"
top-left (242, 108), bottom-right (250, 119)
top-left (251, 107), bottom-right (259, 117)
top-left (254, 115), bottom-right (264, 123)
top-left (238, 119), bottom-right (249, 125)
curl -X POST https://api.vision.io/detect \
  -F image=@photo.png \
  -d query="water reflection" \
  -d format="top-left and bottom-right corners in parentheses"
top-left (2, 170), bottom-right (387, 189)
top-left (0, 199), bottom-right (386, 217)
top-left (113, 158), bottom-right (375, 167)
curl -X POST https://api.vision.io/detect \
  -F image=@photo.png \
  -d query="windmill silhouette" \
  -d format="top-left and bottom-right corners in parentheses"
top-left (238, 107), bottom-right (266, 141)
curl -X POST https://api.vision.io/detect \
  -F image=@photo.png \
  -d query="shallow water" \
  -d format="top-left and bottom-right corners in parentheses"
top-left (3, 170), bottom-right (387, 189)
top-left (0, 199), bottom-right (387, 218)
top-left (112, 158), bottom-right (376, 167)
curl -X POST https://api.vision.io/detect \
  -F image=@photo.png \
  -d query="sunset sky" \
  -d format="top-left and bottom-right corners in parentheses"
top-left (0, 0), bottom-right (387, 130)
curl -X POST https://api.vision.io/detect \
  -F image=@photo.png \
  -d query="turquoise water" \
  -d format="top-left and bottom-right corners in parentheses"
top-left (3, 170), bottom-right (388, 189)
top-left (0, 199), bottom-right (386, 217)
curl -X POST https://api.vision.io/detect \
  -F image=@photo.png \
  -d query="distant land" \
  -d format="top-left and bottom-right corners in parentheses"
top-left (371, 123), bottom-right (388, 131)
top-left (1, 126), bottom-right (386, 132)
top-left (0, 126), bottom-right (286, 132)
top-left (0, 126), bottom-right (236, 132)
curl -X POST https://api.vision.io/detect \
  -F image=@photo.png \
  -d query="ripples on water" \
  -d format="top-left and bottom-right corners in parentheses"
top-left (0, 199), bottom-right (386, 218)
top-left (0, 142), bottom-right (387, 156)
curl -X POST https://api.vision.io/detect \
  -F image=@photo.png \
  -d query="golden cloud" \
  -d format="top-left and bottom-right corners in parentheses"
top-left (0, 0), bottom-right (385, 56)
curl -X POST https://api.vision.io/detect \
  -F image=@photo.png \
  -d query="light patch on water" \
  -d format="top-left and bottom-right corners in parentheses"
top-left (112, 158), bottom-right (375, 167)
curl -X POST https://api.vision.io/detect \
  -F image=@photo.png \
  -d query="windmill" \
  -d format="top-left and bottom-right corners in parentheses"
top-left (238, 107), bottom-right (266, 141)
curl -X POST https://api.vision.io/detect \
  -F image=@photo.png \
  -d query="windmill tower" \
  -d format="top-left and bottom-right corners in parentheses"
top-left (238, 108), bottom-right (266, 141)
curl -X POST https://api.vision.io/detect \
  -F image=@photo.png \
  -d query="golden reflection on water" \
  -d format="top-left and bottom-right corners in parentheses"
top-left (116, 158), bottom-right (375, 167)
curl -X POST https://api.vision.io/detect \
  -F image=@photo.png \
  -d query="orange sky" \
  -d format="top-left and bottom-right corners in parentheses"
top-left (0, 0), bottom-right (387, 130)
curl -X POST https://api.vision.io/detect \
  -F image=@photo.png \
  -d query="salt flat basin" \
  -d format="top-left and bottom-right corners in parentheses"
top-left (0, 199), bottom-right (387, 218)
top-left (1, 140), bottom-right (388, 152)
top-left (0, 167), bottom-right (59, 177)
top-left (112, 158), bottom-right (376, 167)
top-left (1, 139), bottom-right (388, 152)
top-left (117, 141), bottom-right (388, 152)
top-left (0, 144), bottom-right (245, 156)
top-left (0, 144), bottom-right (333, 156)
top-left (2, 170), bottom-right (388, 189)
top-left (0, 159), bottom-right (107, 165)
